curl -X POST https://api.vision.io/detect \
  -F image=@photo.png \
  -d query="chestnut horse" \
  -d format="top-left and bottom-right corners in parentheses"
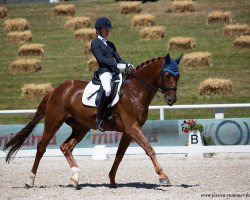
top-left (4, 53), bottom-right (182, 189)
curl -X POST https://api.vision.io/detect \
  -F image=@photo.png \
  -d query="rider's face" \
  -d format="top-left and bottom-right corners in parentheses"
top-left (100, 28), bottom-right (110, 39)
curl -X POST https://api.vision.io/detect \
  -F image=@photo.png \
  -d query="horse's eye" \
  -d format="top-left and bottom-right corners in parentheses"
top-left (165, 75), bottom-right (170, 80)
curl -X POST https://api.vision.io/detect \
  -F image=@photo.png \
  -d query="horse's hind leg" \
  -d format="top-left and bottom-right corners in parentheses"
top-left (109, 133), bottom-right (132, 188)
top-left (25, 111), bottom-right (65, 188)
top-left (60, 117), bottom-right (90, 188)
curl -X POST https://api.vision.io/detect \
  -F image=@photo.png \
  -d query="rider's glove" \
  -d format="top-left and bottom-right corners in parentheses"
top-left (125, 63), bottom-right (135, 75)
top-left (117, 63), bottom-right (127, 73)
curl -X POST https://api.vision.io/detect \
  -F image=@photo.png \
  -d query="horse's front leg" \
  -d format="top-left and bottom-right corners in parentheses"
top-left (127, 125), bottom-right (171, 185)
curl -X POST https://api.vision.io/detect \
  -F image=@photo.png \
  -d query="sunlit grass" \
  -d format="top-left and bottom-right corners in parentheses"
top-left (0, 0), bottom-right (249, 123)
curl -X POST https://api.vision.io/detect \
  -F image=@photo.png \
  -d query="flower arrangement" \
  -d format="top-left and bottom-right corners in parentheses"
top-left (182, 116), bottom-right (214, 146)
top-left (181, 116), bottom-right (204, 133)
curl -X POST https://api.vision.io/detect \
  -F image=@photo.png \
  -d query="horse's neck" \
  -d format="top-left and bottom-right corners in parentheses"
top-left (127, 60), bottom-right (161, 106)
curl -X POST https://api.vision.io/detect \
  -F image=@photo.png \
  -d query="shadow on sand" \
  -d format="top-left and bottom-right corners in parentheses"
top-left (57, 182), bottom-right (200, 191)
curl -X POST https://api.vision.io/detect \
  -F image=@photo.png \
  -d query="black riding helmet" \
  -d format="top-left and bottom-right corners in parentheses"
top-left (95, 17), bottom-right (113, 30)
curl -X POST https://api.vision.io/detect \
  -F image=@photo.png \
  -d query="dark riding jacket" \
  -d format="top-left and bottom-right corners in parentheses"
top-left (91, 37), bottom-right (127, 74)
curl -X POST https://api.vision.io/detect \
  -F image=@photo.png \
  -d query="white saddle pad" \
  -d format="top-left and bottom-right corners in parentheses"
top-left (82, 74), bottom-right (123, 107)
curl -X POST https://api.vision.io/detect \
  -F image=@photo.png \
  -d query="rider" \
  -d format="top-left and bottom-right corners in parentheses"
top-left (91, 17), bottom-right (134, 132)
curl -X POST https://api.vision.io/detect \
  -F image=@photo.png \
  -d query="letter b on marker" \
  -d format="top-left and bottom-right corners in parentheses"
top-left (191, 135), bottom-right (198, 144)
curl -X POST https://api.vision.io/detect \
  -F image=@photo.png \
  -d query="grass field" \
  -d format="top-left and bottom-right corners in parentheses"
top-left (0, 0), bottom-right (249, 124)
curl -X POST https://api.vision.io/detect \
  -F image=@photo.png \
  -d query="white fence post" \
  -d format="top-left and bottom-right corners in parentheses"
top-left (215, 108), bottom-right (224, 119)
top-left (160, 108), bottom-right (164, 120)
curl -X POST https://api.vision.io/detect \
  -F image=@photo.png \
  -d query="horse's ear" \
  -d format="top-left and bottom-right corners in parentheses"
top-left (165, 53), bottom-right (171, 65)
top-left (175, 53), bottom-right (183, 65)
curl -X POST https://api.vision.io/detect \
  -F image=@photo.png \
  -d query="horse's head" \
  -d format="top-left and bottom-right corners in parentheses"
top-left (157, 53), bottom-right (182, 106)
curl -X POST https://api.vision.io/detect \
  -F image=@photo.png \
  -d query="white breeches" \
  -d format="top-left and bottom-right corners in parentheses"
top-left (99, 72), bottom-right (113, 97)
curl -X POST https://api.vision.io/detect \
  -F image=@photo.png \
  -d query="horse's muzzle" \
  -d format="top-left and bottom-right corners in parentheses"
top-left (165, 95), bottom-right (176, 106)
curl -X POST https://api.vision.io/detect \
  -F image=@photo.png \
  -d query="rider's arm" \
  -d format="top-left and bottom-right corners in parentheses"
top-left (91, 39), bottom-right (118, 68)
top-left (107, 42), bottom-right (127, 64)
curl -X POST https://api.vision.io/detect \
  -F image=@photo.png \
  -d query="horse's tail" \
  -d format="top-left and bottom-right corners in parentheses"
top-left (3, 93), bottom-right (51, 163)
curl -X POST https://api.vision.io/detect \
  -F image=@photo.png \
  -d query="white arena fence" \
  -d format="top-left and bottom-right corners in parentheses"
top-left (0, 103), bottom-right (250, 158)
top-left (1, 103), bottom-right (250, 119)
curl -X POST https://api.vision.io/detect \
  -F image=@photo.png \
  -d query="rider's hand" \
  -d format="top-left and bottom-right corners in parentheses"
top-left (117, 63), bottom-right (127, 73)
top-left (125, 63), bottom-right (135, 75)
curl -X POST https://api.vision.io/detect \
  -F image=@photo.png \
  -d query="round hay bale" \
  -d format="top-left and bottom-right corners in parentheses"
top-left (7, 31), bottom-right (32, 44)
top-left (87, 57), bottom-right (98, 72)
top-left (9, 58), bottom-right (42, 75)
top-left (75, 28), bottom-right (96, 41)
top-left (199, 78), bottom-right (232, 95)
top-left (140, 26), bottom-right (166, 39)
top-left (54, 4), bottom-right (75, 16)
top-left (224, 24), bottom-right (249, 37)
top-left (131, 14), bottom-right (155, 27)
top-left (0, 7), bottom-right (7, 18)
top-left (207, 11), bottom-right (233, 24)
top-left (84, 41), bottom-right (92, 56)
top-left (21, 83), bottom-right (53, 98)
top-left (168, 37), bottom-right (196, 50)
top-left (233, 35), bottom-right (250, 48)
top-left (182, 52), bottom-right (212, 68)
top-left (120, 1), bottom-right (142, 14)
top-left (173, 1), bottom-right (195, 13)
top-left (64, 16), bottom-right (91, 30)
top-left (4, 18), bottom-right (29, 32)
top-left (18, 43), bottom-right (45, 57)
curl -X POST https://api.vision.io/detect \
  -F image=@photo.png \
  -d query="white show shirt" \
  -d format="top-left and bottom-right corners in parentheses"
top-left (98, 35), bottom-right (107, 46)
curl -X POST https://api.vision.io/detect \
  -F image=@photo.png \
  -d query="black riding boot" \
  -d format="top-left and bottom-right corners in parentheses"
top-left (96, 92), bottom-right (108, 132)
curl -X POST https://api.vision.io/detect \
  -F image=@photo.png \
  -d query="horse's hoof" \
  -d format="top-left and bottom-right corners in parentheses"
top-left (159, 177), bottom-right (171, 186)
top-left (109, 183), bottom-right (117, 188)
top-left (70, 177), bottom-right (79, 188)
top-left (25, 183), bottom-right (33, 189)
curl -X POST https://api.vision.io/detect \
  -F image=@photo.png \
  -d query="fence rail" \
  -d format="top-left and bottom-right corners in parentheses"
top-left (1, 103), bottom-right (250, 120)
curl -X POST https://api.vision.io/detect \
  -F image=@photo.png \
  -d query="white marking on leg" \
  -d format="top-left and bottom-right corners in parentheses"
top-left (25, 172), bottom-right (36, 188)
top-left (70, 167), bottom-right (80, 188)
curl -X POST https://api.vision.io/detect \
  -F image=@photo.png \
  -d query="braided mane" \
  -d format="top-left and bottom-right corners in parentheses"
top-left (135, 57), bottom-right (162, 70)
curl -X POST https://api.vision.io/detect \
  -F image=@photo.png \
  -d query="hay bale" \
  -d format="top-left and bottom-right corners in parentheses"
top-left (131, 14), bottom-right (155, 27)
top-left (0, 7), bottom-right (7, 18)
top-left (173, 1), bottom-right (195, 13)
top-left (207, 11), bottom-right (233, 24)
top-left (87, 57), bottom-right (98, 72)
top-left (182, 52), bottom-right (212, 68)
top-left (7, 31), bottom-right (32, 44)
top-left (21, 83), bottom-right (53, 98)
top-left (64, 16), bottom-right (91, 30)
top-left (18, 43), bottom-right (45, 57)
top-left (140, 26), bottom-right (166, 39)
top-left (120, 1), bottom-right (142, 14)
top-left (199, 78), bottom-right (232, 95)
top-left (54, 4), bottom-right (75, 16)
top-left (168, 37), bottom-right (196, 49)
top-left (233, 35), bottom-right (250, 48)
top-left (224, 24), bottom-right (249, 37)
top-left (75, 28), bottom-right (96, 41)
top-left (84, 41), bottom-right (92, 56)
top-left (9, 58), bottom-right (42, 75)
top-left (4, 18), bottom-right (29, 32)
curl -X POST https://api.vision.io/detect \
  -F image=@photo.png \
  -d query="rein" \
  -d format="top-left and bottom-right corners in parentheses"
top-left (129, 73), bottom-right (177, 98)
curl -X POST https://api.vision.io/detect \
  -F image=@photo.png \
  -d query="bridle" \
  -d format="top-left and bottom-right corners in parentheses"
top-left (129, 71), bottom-right (177, 98)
